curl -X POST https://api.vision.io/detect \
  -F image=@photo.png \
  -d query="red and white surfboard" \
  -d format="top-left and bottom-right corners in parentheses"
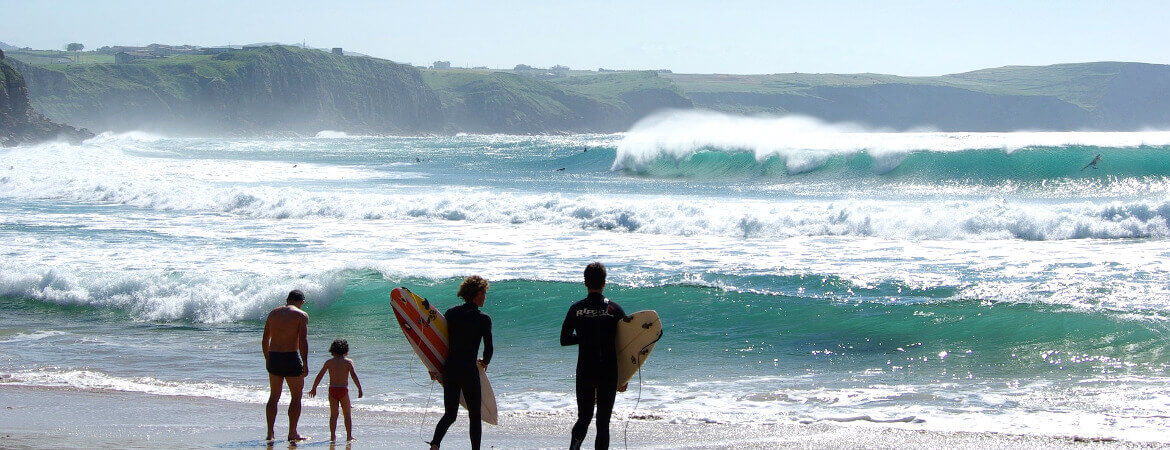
top-left (390, 286), bottom-right (498, 425)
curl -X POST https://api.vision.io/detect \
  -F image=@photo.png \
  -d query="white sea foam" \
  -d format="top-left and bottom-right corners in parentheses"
top-left (1, 369), bottom-right (272, 403)
top-left (0, 368), bottom-right (555, 416)
top-left (5, 367), bottom-right (1168, 442)
top-left (2, 144), bottom-right (1168, 241)
top-left (0, 265), bottom-right (345, 323)
top-left (85, 131), bottom-right (166, 144)
top-left (614, 110), bottom-right (1170, 172)
top-left (314, 130), bottom-right (351, 138)
top-left (0, 330), bottom-right (68, 344)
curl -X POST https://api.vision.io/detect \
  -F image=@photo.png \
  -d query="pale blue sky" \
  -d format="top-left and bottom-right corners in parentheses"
top-left (3, 0), bottom-right (1167, 75)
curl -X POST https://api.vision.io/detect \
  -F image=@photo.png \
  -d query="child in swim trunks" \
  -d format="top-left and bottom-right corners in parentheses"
top-left (309, 339), bottom-right (364, 441)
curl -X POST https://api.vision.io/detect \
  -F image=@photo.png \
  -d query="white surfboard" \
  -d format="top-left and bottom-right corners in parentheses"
top-left (615, 310), bottom-right (662, 387)
top-left (473, 364), bottom-right (497, 425)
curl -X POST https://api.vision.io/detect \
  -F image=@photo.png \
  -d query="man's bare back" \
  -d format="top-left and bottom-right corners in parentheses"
top-left (264, 290), bottom-right (310, 442)
top-left (265, 305), bottom-right (309, 353)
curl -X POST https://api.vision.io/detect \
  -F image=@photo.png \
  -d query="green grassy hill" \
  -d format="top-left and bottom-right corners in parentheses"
top-left (420, 69), bottom-right (691, 133)
top-left (4, 49), bottom-right (114, 65)
top-left (666, 62), bottom-right (1170, 130)
top-left (9, 46), bottom-right (1170, 134)
top-left (550, 71), bottom-right (692, 127)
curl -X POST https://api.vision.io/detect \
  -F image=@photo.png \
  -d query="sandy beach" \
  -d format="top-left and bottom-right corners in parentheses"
top-left (0, 385), bottom-right (1161, 449)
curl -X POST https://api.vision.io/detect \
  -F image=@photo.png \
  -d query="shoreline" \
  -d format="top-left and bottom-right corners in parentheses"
top-left (0, 384), bottom-right (1161, 449)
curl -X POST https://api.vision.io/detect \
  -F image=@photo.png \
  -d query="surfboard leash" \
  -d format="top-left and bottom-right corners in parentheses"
top-left (405, 354), bottom-right (439, 442)
top-left (419, 378), bottom-right (437, 444)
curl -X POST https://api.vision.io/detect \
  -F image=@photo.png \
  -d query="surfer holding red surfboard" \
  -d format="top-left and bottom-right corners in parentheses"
top-left (391, 266), bottom-right (659, 450)
top-left (427, 276), bottom-right (493, 450)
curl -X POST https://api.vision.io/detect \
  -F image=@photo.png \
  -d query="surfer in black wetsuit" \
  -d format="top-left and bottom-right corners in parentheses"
top-left (561, 262), bottom-right (628, 450)
top-left (1082, 154), bottom-right (1102, 171)
top-left (429, 275), bottom-right (493, 450)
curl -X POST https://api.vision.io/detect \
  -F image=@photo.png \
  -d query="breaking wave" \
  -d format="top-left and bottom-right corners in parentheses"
top-left (2, 151), bottom-right (1168, 240)
top-left (614, 111), bottom-right (1170, 179)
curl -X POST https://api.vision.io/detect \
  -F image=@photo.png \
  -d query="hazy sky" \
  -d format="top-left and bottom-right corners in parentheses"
top-left (3, 0), bottom-right (1167, 75)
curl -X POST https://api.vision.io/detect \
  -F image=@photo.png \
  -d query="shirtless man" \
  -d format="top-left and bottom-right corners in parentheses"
top-left (262, 289), bottom-right (310, 442)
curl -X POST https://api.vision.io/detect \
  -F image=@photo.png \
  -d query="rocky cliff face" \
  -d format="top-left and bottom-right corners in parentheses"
top-left (0, 59), bottom-right (92, 146)
top-left (203, 47), bottom-right (443, 134)
top-left (427, 72), bottom-right (592, 134)
top-left (16, 52), bottom-right (695, 135)
top-left (14, 46), bottom-right (443, 136)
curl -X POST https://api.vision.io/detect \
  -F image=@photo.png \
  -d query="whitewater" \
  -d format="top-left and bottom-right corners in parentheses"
top-left (2, 113), bottom-right (1170, 441)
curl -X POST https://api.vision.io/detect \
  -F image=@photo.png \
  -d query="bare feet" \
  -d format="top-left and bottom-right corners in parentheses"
top-left (265, 433), bottom-right (275, 442)
top-left (288, 434), bottom-right (309, 442)
top-left (347, 436), bottom-right (356, 441)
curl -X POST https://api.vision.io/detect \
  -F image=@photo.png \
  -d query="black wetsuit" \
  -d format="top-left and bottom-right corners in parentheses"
top-left (561, 293), bottom-right (626, 450)
top-left (431, 302), bottom-right (493, 450)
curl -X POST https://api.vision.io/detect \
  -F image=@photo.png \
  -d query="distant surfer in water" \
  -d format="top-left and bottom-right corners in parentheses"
top-left (1082, 154), bottom-right (1102, 171)
top-left (429, 276), bottom-right (493, 450)
top-left (561, 262), bottom-right (628, 450)
top-left (262, 290), bottom-right (310, 442)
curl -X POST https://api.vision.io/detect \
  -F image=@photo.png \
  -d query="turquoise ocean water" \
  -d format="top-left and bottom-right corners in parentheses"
top-left (3, 113), bottom-right (1170, 440)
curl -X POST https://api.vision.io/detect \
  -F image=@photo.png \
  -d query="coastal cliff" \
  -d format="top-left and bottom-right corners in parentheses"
top-left (12, 46), bottom-right (1170, 134)
top-left (0, 58), bottom-right (92, 146)
top-left (11, 46), bottom-right (694, 135)
top-left (421, 70), bottom-right (692, 133)
top-left (668, 62), bottom-right (1170, 131)
top-left (11, 46), bottom-right (443, 135)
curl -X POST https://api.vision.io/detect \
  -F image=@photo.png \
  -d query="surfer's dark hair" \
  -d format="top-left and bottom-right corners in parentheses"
top-left (329, 339), bottom-right (349, 356)
top-left (584, 262), bottom-right (607, 290)
top-left (458, 275), bottom-right (489, 302)
top-left (286, 289), bottom-right (305, 304)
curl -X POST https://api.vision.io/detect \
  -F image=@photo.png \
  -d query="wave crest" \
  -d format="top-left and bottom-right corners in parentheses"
top-left (614, 111), bottom-right (1170, 179)
top-left (0, 265), bottom-right (345, 323)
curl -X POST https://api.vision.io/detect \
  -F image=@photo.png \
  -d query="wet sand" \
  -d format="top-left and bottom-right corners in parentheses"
top-left (0, 385), bottom-right (1162, 449)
